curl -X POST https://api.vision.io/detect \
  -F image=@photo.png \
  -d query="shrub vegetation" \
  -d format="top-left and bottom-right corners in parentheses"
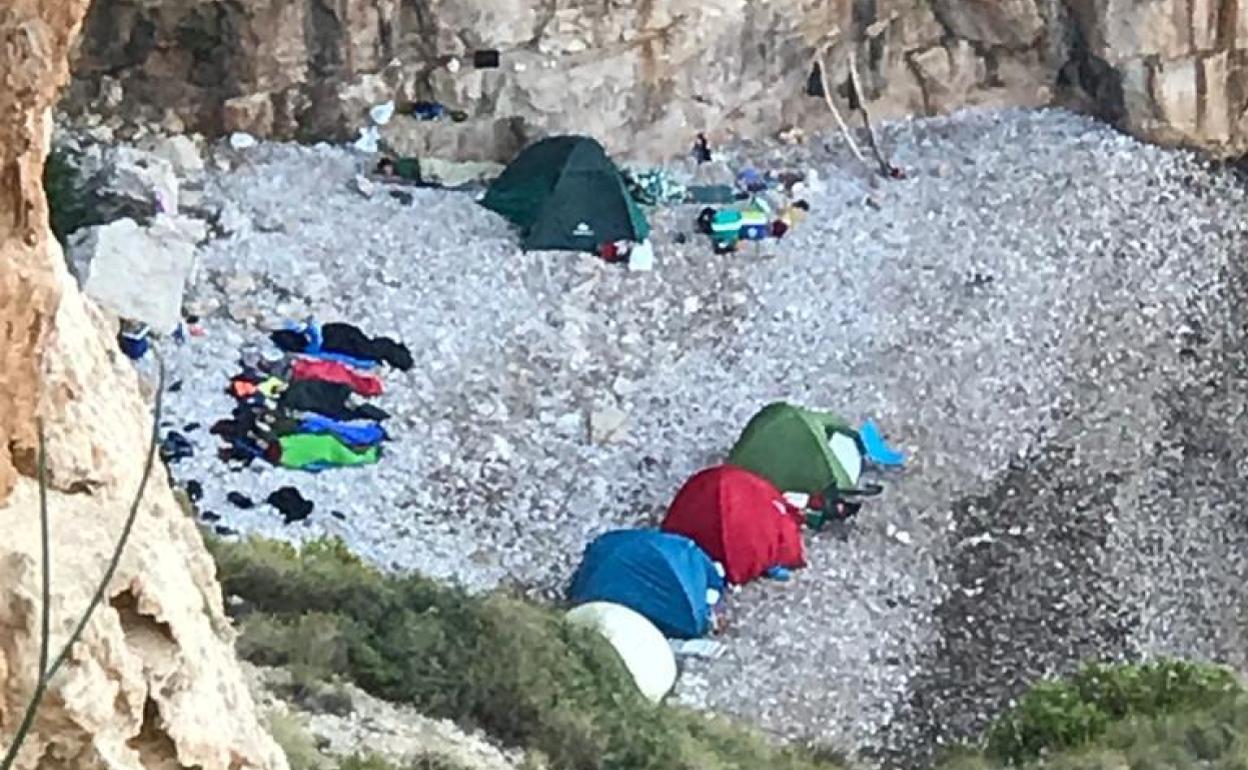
top-left (985, 659), bottom-right (1242, 764)
top-left (208, 536), bottom-right (841, 770)
top-left (208, 536), bottom-right (1248, 770)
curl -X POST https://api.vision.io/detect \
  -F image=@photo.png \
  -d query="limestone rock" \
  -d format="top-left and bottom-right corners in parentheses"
top-left (223, 93), bottom-right (275, 137)
top-left (248, 665), bottom-right (522, 770)
top-left (58, 0), bottom-right (1248, 159)
top-left (0, 4), bottom-right (287, 770)
top-left (91, 146), bottom-right (180, 221)
top-left (160, 109), bottom-right (187, 135)
top-left (1150, 57), bottom-right (1199, 136)
top-left (68, 215), bottom-right (207, 333)
top-left (931, 0), bottom-right (1045, 48)
top-left (589, 407), bottom-right (630, 445)
top-left (141, 135), bottom-right (204, 176)
top-left (380, 115), bottom-right (529, 164)
top-left (908, 42), bottom-right (987, 114)
top-left (418, 158), bottom-right (504, 188)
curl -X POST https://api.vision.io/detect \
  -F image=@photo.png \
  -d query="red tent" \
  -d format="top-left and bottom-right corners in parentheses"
top-left (661, 465), bottom-right (807, 585)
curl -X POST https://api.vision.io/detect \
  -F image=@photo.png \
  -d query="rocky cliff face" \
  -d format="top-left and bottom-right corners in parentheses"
top-left (60, 0), bottom-right (1248, 159)
top-left (0, 3), bottom-right (288, 770)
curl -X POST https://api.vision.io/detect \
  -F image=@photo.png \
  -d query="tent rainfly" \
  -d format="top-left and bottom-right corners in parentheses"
top-left (565, 602), bottom-right (678, 703)
top-left (567, 529), bottom-right (723, 639)
top-left (662, 465), bottom-right (807, 586)
top-left (728, 402), bottom-right (864, 495)
top-left (480, 135), bottom-right (650, 252)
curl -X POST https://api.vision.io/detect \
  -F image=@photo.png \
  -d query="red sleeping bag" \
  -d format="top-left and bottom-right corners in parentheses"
top-left (662, 464), bottom-right (807, 585)
top-left (291, 358), bottom-right (384, 397)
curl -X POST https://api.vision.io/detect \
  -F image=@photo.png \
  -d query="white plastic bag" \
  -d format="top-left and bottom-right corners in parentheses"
top-left (369, 100), bottom-right (395, 126)
top-left (628, 240), bottom-right (654, 272)
top-left (353, 126), bottom-right (380, 153)
top-left (228, 132), bottom-right (257, 150)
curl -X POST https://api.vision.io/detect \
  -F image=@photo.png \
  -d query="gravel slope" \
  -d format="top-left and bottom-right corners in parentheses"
top-left (158, 108), bottom-right (1248, 761)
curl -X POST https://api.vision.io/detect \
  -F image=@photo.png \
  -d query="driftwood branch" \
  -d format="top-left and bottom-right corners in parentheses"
top-left (810, 33), bottom-right (870, 169)
top-left (846, 49), bottom-right (896, 177)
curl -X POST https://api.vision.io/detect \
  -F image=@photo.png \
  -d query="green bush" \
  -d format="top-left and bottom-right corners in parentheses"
top-left (985, 660), bottom-right (1242, 764)
top-left (43, 148), bottom-right (97, 247)
top-left (207, 536), bottom-right (842, 770)
top-left (267, 710), bottom-right (333, 770)
top-left (340, 754), bottom-right (476, 770)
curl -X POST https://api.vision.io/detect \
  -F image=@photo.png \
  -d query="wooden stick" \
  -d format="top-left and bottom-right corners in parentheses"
top-left (811, 37), bottom-right (870, 169)
top-left (846, 49), bottom-right (894, 177)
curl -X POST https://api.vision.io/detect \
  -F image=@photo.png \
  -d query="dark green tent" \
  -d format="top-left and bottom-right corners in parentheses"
top-left (481, 135), bottom-right (650, 252)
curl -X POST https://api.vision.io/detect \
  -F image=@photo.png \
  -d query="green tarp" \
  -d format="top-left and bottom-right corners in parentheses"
top-left (481, 135), bottom-right (650, 252)
top-left (728, 402), bottom-right (863, 494)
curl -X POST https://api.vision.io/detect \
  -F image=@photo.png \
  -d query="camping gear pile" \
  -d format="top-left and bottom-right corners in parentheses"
top-left (699, 194), bottom-right (811, 253)
top-left (209, 319), bottom-right (412, 472)
top-left (622, 167), bottom-right (688, 206)
top-left (564, 401), bottom-right (906, 702)
top-left (685, 164), bottom-right (819, 253)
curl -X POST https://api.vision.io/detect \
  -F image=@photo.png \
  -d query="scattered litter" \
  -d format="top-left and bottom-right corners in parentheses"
top-left (353, 126), bottom-right (380, 154)
top-left (628, 240), bottom-right (654, 272)
top-left (777, 126), bottom-right (805, 145)
top-left (228, 132), bottom-right (257, 150)
top-left (118, 321), bottom-right (150, 360)
top-left (268, 486), bottom-right (314, 524)
top-left (369, 100), bottom-right (395, 126)
top-left (598, 240), bottom-right (630, 264)
top-left (886, 523), bottom-right (912, 545)
top-left (353, 175), bottom-right (376, 199)
top-left (687, 184), bottom-right (736, 204)
top-left (860, 419), bottom-right (906, 467)
top-left (961, 532), bottom-right (997, 548)
top-left (411, 101), bottom-right (446, 121)
top-left (473, 50), bottom-right (500, 68)
top-left (736, 167), bottom-right (766, 193)
top-left (764, 566), bottom-right (792, 581)
top-left (160, 431), bottom-right (194, 463)
top-left (670, 639), bottom-right (725, 659)
top-left (184, 479), bottom-right (203, 502)
top-left (227, 491), bottom-right (255, 509)
top-left (624, 167), bottom-right (687, 206)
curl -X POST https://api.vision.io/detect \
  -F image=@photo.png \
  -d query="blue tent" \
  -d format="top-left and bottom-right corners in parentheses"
top-left (568, 530), bottom-right (725, 639)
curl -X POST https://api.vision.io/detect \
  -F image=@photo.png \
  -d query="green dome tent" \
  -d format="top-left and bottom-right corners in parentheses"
top-left (481, 135), bottom-right (650, 252)
top-left (728, 402), bottom-right (863, 495)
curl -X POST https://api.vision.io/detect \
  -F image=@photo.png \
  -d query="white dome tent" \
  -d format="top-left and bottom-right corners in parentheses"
top-left (565, 602), bottom-right (678, 703)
